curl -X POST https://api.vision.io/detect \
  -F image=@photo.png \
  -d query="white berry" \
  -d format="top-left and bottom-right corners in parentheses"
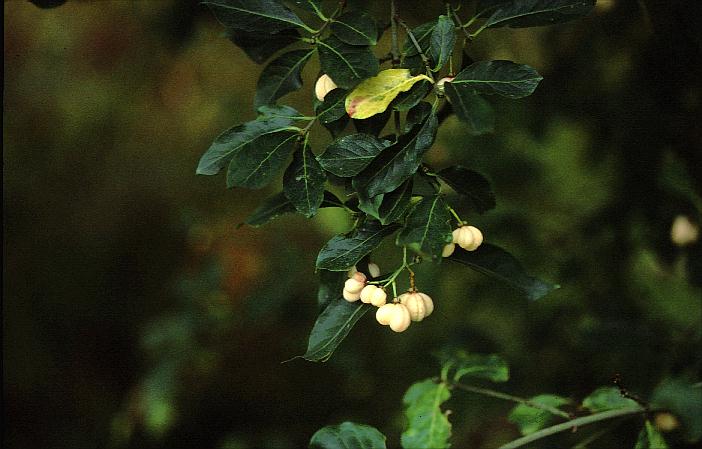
top-left (360, 285), bottom-right (387, 306)
top-left (399, 291), bottom-right (434, 321)
top-left (389, 303), bottom-right (411, 332)
top-left (376, 303), bottom-right (396, 325)
top-left (343, 288), bottom-right (361, 302)
top-left (315, 74), bottom-right (338, 101)
top-left (453, 225), bottom-right (483, 251)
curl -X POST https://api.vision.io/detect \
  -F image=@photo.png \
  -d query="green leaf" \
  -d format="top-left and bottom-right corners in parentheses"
top-left (317, 270), bottom-right (346, 309)
top-left (401, 20), bottom-right (436, 73)
top-left (254, 49), bottom-right (314, 107)
top-left (204, 0), bottom-right (310, 34)
top-left (508, 394), bottom-right (570, 435)
top-left (378, 180), bottom-right (413, 225)
top-left (197, 115), bottom-right (298, 176)
top-left (440, 350), bottom-right (509, 383)
top-left (353, 108), bottom-right (391, 137)
top-left (401, 379), bottom-right (452, 449)
top-left (283, 145), bottom-right (327, 217)
top-left (430, 15), bottom-right (456, 72)
top-left (581, 387), bottom-right (640, 413)
top-left (635, 421), bottom-right (669, 449)
top-left (293, 0), bottom-right (323, 15)
top-left (300, 300), bottom-right (370, 362)
top-left (651, 377), bottom-right (702, 442)
top-left (404, 101), bottom-right (432, 133)
top-left (485, 0), bottom-right (596, 28)
top-left (242, 191), bottom-right (344, 227)
top-left (316, 220), bottom-right (399, 271)
top-left (451, 60), bottom-right (543, 99)
top-left (393, 80), bottom-right (433, 112)
top-left (318, 36), bottom-right (379, 89)
top-left (397, 195), bottom-right (453, 261)
top-left (330, 10), bottom-right (378, 46)
top-left (444, 83), bottom-right (495, 134)
top-left (315, 88), bottom-right (349, 137)
top-left (353, 113), bottom-right (438, 198)
top-left (448, 244), bottom-right (559, 300)
top-left (437, 166), bottom-right (496, 213)
top-left (317, 134), bottom-right (391, 177)
top-left (310, 422), bottom-right (387, 449)
top-left (345, 69), bottom-right (432, 120)
top-left (227, 129), bottom-right (300, 189)
top-left (227, 28), bottom-right (299, 64)
top-left (257, 104), bottom-right (305, 121)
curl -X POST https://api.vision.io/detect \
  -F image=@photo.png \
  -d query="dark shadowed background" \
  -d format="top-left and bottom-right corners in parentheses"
top-left (4, 1), bottom-right (701, 448)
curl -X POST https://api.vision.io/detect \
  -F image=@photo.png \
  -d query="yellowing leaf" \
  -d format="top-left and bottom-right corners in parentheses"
top-left (345, 69), bottom-right (432, 119)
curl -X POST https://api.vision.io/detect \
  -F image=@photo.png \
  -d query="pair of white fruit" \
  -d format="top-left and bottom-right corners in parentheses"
top-left (442, 225), bottom-right (484, 257)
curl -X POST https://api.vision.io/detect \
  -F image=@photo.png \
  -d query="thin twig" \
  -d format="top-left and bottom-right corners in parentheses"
top-left (451, 382), bottom-right (571, 419)
top-left (396, 19), bottom-right (435, 81)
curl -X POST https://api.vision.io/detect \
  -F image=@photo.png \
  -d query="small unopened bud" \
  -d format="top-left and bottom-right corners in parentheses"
top-left (367, 262), bottom-right (381, 278)
top-left (671, 215), bottom-right (699, 247)
top-left (315, 74), bottom-right (338, 101)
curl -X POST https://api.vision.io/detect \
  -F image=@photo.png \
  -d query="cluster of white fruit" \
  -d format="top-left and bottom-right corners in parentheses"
top-left (442, 224), bottom-right (484, 257)
top-left (342, 265), bottom-right (434, 333)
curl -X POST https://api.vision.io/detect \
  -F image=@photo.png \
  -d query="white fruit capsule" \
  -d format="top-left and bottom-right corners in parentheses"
top-left (343, 288), bottom-right (361, 302)
top-left (452, 226), bottom-right (474, 250)
top-left (315, 74), bottom-right (338, 101)
top-left (359, 284), bottom-right (377, 304)
top-left (464, 226), bottom-right (484, 251)
top-left (389, 303), bottom-right (411, 332)
top-left (376, 303), bottom-right (396, 325)
top-left (367, 262), bottom-right (381, 278)
top-left (399, 291), bottom-right (434, 321)
top-left (344, 278), bottom-right (365, 294)
top-left (370, 288), bottom-right (387, 307)
top-left (435, 76), bottom-right (454, 96)
top-left (671, 215), bottom-right (699, 247)
top-left (442, 243), bottom-right (456, 257)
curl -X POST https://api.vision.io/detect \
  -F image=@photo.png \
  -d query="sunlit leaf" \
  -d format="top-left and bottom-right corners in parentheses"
top-left (451, 60), bottom-right (543, 99)
top-left (508, 394), bottom-right (570, 435)
top-left (345, 69), bottom-right (432, 119)
top-left (310, 422), bottom-right (387, 449)
top-left (401, 379), bottom-right (452, 449)
top-left (254, 49), bottom-right (315, 107)
top-left (397, 195), bottom-right (453, 261)
top-left (316, 220), bottom-right (399, 271)
top-left (485, 0), bottom-right (596, 28)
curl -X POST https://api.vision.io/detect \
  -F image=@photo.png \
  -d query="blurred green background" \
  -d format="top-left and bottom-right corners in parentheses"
top-left (4, 1), bottom-right (701, 448)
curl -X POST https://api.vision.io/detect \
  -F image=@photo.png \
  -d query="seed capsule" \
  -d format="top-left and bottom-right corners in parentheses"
top-left (376, 303), bottom-right (396, 325)
top-left (359, 284), bottom-right (377, 304)
top-left (315, 74), bottom-right (338, 101)
top-left (343, 288), bottom-right (361, 302)
top-left (399, 291), bottom-right (434, 321)
top-left (671, 215), bottom-right (699, 246)
top-left (464, 226), bottom-right (483, 251)
top-left (367, 262), bottom-right (381, 278)
top-left (389, 303), bottom-right (411, 332)
top-left (442, 243), bottom-right (456, 257)
top-left (452, 226), bottom-right (474, 250)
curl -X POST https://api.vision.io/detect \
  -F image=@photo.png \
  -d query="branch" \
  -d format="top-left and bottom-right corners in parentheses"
top-left (497, 407), bottom-right (646, 449)
top-left (451, 382), bottom-right (571, 419)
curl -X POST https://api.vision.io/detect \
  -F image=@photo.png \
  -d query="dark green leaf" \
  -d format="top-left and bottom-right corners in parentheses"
top-left (451, 60), bottom-right (543, 99)
top-left (353, 113), bottom-right (438, 198)
top-left (310, 422), bottom-right (387, 449)
top-left (651, 378), bottom-right (702, 442)
top-left (401, 20), bottom-right (435, 57)
top-left (316, 220), bottom-right (399, 271)
top-left (397, 195), bottom-right (452, 261)
top-left (440, 350), bottom-right (509, 383)
top-left (635, 421), bottom-right (669, 449)
top-left (448, 244), bottom-right (559, 300)
top-left (444, 83), bottom-right (495, 134)
top-left (378, 180), bottom-right (413, 225)
top-left (257, 104), bottom-right (305, 121)
top-left (205, 0), bottom-right (310, 34)
top-left (315, 88), bottom-right (349, 137)
top-left (197, 116), bottom-right (298, 176)
top-left (227, 28), bottom-right (300, 64)
top-left (430, 15), bottom-right (455, 72)
top-left (581, 387), bottom-right (640, 413)
top-left (485, 0), bottom-right (596, 28)
top-left (357, 191), bottom-right (384, 219)
top-left (508, 394), bottom-right (570, 435)
top-left (227, 129), bottom-right (300, 188)
top-left (283, 145), bottom-right (327, 217)
top-left (353, 108), bottom-right (391, 137)
top-left (401, 379), bottom-right (452, 449)
top-left (300, 300), bottom-right (370, 362)
top-left (404, 101), bottom-right (432, 133)
top-left (317, 134), bottom-right (391, 177)
top-left (330, 10), bottom-right (378, 45)
top-left (293, 0), bottom-right (323, 15)
top-left (393, 80), bottom-right (433, 112)
top-left (254, 49), bottom-right (315, 107)
top-left (317, 270), bottom-right (346, 310)
top-left (318, 36), bottom-right (379, 89)
top-left (242, 191), bottom-right (344, 227)
top-left (437, 166), bottom-right (496, 213)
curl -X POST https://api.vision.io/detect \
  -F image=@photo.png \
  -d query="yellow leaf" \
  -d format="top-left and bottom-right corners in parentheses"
top-left (345, 69), bottom-right (433, 119)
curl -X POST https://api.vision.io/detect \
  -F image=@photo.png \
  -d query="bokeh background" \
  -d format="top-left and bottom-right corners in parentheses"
top-left (4, 1), bottom-right (701, 448)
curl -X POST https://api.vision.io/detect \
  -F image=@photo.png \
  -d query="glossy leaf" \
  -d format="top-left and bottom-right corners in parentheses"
top-left (317, 270), bottom-right (346, 309)
top-left (444, 82), bottom-right (495, 134)
top-left (437, 166), bottom-right (496, 213)
top-left (401, 379), bottom-right (452, 449)
top-left (197, 115), bottom-right (298, 176)
top-left (451, 60), bottom-right (543, 99)
top-left (485, 0), bottom-right (596, 28)
top-left (300, 300), bottom-right (370, 362)
top-left (310, 422), bottom-right (387, 449)
top-left (254, 49), bottom-right (314, 107)
top-left (243, 191), bottom-right (344, 227)
top-left (635, 421), bottom-right (669, 449)
top-left (318, 36), bottom-right (379, 89)
top-left (353, 113), bottom-right (438, 198)
top-left (353, 108), bottom-right (391, 137)
top-left (345, 69), bottom-right (432, 120)
top-left (508, 394), bottom-right (570, 435)
top-left (227, 129), bottom-right (300, 188)
top-left (430, 15), bottom-right (455, 72)
top-left (401, 20), bottom-right (436, 72)
top-left (404, 101), bottom-right (432, 133)
top-left (283, 145), bottom-right (327, 217)
top-left (397, 195), bottom-right (453, 261)
top-left (581, 387), bottom-right (640, 413)
top-left (317, 134), bottom-right (391, 177)
top-left (651, 377), bottom-right (702, 442)
top-left (316, 220), bottom-right (399, 271)
top-left (440, 350), bottom-right (509, 383)
top-left (257, 104), bottom-right (305, 121)
top-left (227, 28), bottom-right (300, 64)
top-left (448, 244), bottom-right (559, 300)
top-left (293, 0), bottom-right (323, 15)
top-left (378, 180), bottom-right (413, 225)
top-left (315, 88), bottom-right (349, 137)
top-left (204, 0), bottom-right (310, 34)
top-left (330, 10), bottom-right (378, 45)
top-left (393, 80), bottom-right (433, 112)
